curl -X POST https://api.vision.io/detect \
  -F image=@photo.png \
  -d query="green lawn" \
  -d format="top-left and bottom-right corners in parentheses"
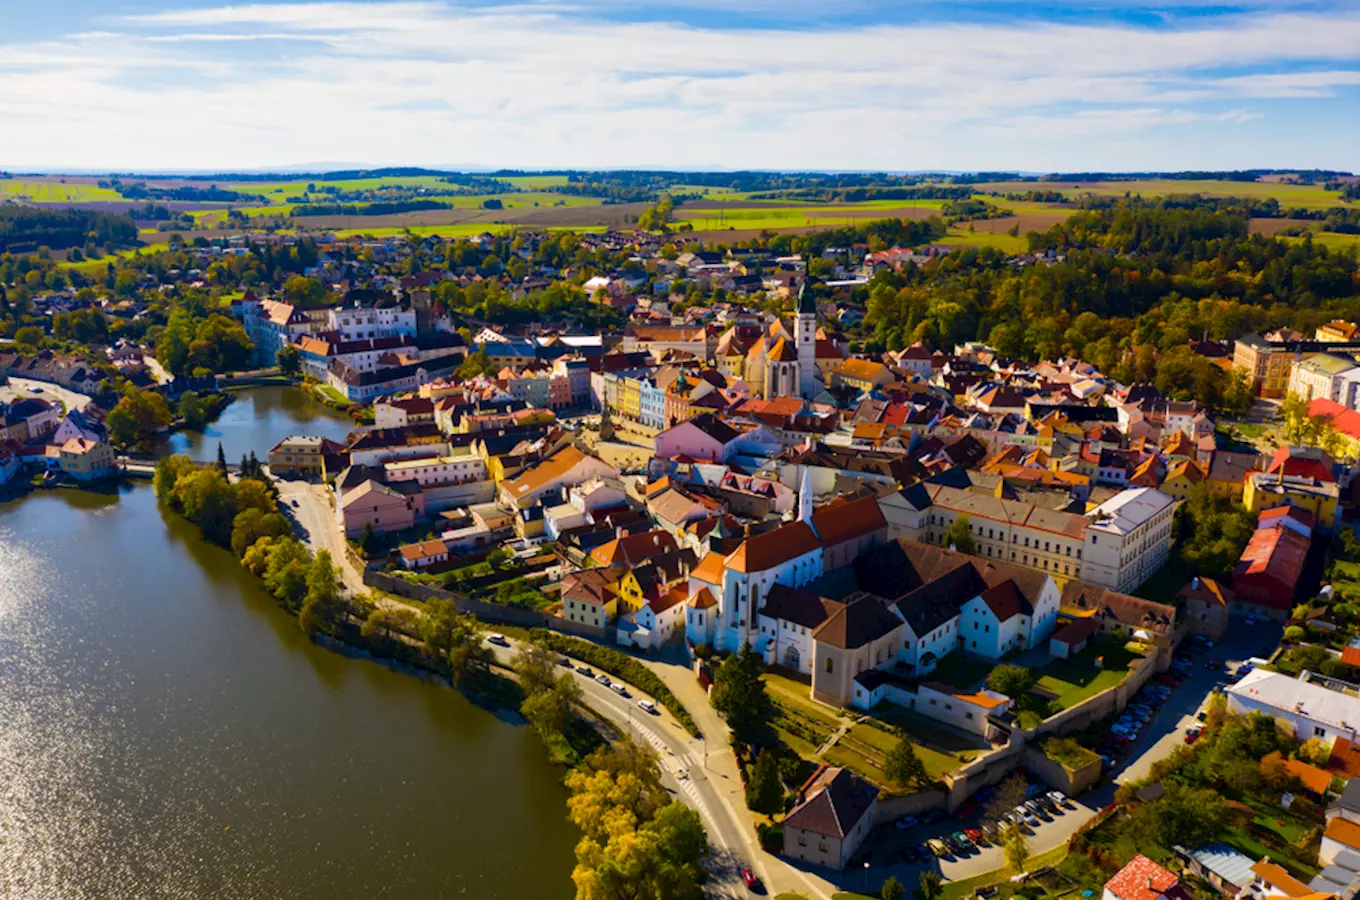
top-left (842, 722), bottom-right (963, 779)
top-left (1035, 636), bottom-right (1139, 709)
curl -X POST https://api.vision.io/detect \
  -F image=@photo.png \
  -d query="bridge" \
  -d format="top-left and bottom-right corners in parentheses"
top-left (119, 455), bottom-right (243, 477)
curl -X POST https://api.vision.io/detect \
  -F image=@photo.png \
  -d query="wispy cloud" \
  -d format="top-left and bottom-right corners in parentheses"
top-left (0, 0), bottom-right (1356, 170)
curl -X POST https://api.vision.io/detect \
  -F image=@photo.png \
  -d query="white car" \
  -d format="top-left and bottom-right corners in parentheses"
top-left (637, 699), bottom-right (658, 714)
top-left (1047, 791), bottom-right (1069, 808)
top-left (596, 674), bottom-right (611, 686)
top-left (611, 682), bottom-right (629, 697)
top-left (486, 633), bottom-right (509, 647)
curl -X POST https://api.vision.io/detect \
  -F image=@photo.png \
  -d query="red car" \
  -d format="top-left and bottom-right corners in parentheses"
top-left (741, 868), bottom-right (763, 892)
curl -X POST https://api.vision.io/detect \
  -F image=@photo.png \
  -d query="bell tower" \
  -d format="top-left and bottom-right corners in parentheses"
top-left (795, 272), bottom-right (818, 400)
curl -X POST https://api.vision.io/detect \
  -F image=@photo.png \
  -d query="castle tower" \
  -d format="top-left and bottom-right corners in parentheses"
top-left (795, 275), bottom-right (818, 399)
top-left (798, 465), bottom-right (815, 529)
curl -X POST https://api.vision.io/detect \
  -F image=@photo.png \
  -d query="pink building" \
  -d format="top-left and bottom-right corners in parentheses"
top-left (549, 374), bottom-right (572, 409)
top-left (653, 413), bottom-right (739, 463)
top-left (338, 480), bottom-right (426, 537)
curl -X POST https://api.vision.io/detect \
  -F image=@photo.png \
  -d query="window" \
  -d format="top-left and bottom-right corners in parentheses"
top-left (825, 658), bottom-right (834, 674)
top-left (928, 698), bottom-right (937, 706)
top-left (966, 712), bottom-right (974, 720)
top-left (798, 833), bottom-right (806, 847)
top-left (1316, 726), bottom-right (1327, 737)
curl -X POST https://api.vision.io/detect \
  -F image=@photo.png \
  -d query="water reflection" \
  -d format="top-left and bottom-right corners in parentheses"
top-left (163, 386), bottom-right (355, 463)
top-left (0, 488), bottom-right (575, 899)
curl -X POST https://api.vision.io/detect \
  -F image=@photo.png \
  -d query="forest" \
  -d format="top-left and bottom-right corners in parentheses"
top-left (0, 206), bottom-right (139, 252)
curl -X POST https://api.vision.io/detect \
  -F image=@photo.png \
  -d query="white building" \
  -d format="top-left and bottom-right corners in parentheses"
top-left (1226, 669), bottom-right (1360, 744)
top-left (1081, 488), bottom-right (1176, 593)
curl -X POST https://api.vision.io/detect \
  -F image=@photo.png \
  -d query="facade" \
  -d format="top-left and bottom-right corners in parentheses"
top-left (1244, 472), bottom-right (1340, 529)
top-left (337, 480), bottom-right (424, 537)
top-left (1288, 353), bottom-right (1360, 404)
top-left (1227, 669), bottom-right (1360, 744)
top-left (268, 436), bottom-right (346, 477)
top-left (57, 437), bottom-right (116, 481)
top-left (1233, 333), bottom-right (1294, 398)
top-left (498, 446), bottom-right (620, 509)
top-left (781, 766), bottom-right (879, 872)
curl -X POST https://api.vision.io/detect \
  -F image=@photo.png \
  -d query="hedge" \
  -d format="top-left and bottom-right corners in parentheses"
top-left (529, 630), bottom-right (701, 737)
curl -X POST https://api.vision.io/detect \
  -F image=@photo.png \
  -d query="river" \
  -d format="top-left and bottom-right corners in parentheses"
top-left (0, 390), bottom-right (578, 900)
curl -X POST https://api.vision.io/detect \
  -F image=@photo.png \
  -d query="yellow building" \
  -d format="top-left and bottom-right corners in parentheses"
top-left (1243, 471), bottom-right (1339, 528)
top-left (1160, 459), bottom-right (1207, 501)
top-left (1233, 333), bottom-right (1295, 398)
top-left (616, 376), bottom-right (642, 421)
top-left (1317, 320), bottom-right (1359, 343)
top-left (559, 570), bottom-right (618, 630)
top-left (829, 358), bottom-right (893, 393)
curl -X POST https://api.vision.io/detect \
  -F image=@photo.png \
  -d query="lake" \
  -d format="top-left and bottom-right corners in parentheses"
top-left (165, 385), bottom-right (356, 464)
top-left (0, 389), bottom-right (577, 899)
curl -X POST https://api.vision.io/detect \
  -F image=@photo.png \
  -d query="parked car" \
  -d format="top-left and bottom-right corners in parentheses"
top-left (1026, 800), bottom-right (1050, 820)
top-left (576, 664), bottom-right (594, 676)
top-left (487, 633), bottom-right (509, 647)
top-left (964, 827), bottom-right (983, 845)
top-left (1185, 725), bottom-right (1203, 743)
top-left (559, 656), bottom-right (573, 668)
top-left (952, 831), bottom-right (975, 852)
top-left (740, 867), bottom-right (762, 892)
top-left (920, 811), bottom-right (942, 826)
top-left (895, 815), bottom-right (919, 831)
top-left (929, 839), bottom-right (952, 859)
top-left (595, 674), bottom-right (611, 686)
top-left (637, 699), bottom-right (658, 714)
top-left (1048, 790), bottom-right (1069, 808)
top-left (611, 682), bottom-right (629, 697)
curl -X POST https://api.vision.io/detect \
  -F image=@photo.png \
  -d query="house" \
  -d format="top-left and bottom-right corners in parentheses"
top-left (1233, 524), bottom-right (1310, 618)
top-left (1049, 616), bottom-right (1100, 659)
top-left (653, 413), bottom-right (741, 464)
top-left (1240, 858), bottom-right (1321, 900)
top-left (1228, 669), bottom-right (1360, 745)
top-left (1323, 818), bottom-right (1360, 868)
top-left (1174, 843), bottom-right (1257, 897)
top-left (268, 436), bottom-right (348, 478)
top-left (1176, 576), bottom-right (1233, 640)
top-left (1103, 855), bottom-right (1189, 900)
top-left (398, 539), bottom-right (449, 569)
top-left (1244, 472), bottom-right (1340, 530)
top-left (781, 765), bottom-right (880, 872)
top-left (0, 439), bottom-right (21, 486)
top-left (498, 445), bottom-right (620, 509)
top-left (559, 569), bottom-right (617, 632)
top-left (57, 437), bottom-right (117, 481)
top-left (338, 479), bottom-right (424, 537)
top-left (1261, 751), bottom-right (1333, 800)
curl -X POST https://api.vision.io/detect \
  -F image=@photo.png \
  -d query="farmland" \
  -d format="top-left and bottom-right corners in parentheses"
top-left (4, 173), bottom-right (1356, 255)
top-left (972, 177), bottom-right (1350, 210)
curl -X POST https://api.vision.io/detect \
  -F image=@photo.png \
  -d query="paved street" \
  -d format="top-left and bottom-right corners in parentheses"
top-left (1105, 623), bottom-right (1281, 790)
top-left (275, 478), bottom-right (369, 596)
top-left (0, 376), bottom-right (93, 412)
top-left (486, 639), bottom-right (778, 899)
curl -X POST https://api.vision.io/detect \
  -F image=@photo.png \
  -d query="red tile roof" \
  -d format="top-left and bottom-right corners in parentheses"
top-left (1105, 855), bottom-right (1178, 900)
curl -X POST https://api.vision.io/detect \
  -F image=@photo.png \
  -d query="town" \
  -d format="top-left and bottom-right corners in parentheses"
top-left (5, 204), bottom-right (1360, 900)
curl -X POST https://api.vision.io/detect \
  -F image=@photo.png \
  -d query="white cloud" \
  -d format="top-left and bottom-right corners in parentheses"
top-left (0, 1), bottom-right (1356, 170)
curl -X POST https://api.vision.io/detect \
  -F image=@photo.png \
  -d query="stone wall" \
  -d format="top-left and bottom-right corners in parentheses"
top-left (875, 790), bottom-right (949, 823)
top-left (1022, 745), bottom-right (1103, 796)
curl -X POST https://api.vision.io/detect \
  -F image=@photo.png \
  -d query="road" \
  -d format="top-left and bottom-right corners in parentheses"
top-left (1106, 623), bottom-right (1281, 789)
top-left (480, 637), bottom-right (767, 898)
top-left (0, 376), bottom-right (93, 412)
top-left (275, 478), bottom-right (368, 596)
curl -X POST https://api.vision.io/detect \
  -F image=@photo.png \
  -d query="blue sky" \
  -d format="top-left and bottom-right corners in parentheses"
top-left (1, 0), bottom-right (1357, 172)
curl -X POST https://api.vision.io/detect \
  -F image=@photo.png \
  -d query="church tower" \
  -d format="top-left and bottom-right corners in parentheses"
top-left (795, 274), bottom-right (818, 400)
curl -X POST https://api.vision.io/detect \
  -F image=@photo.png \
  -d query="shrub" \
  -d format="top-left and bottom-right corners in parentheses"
top-left (529, 630), bottom-right (700, 737)
top-left (1283, 626), bottom-right (1305, 642)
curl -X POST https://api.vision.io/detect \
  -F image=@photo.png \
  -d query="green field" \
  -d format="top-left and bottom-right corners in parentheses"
top-left (0, 179), bottom-right (124, 203)
top-left (936, 229), bottom-right (1029, 253)
top-left (975, 178), bottom-right (1350, 210)
top-left (57, 245), bottom-right (169, 274)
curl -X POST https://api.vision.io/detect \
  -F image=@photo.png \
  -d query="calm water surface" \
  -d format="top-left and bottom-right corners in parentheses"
top-left (165, 386), bottom-right (355, 463)
top-left (0, 391), bottom-right (576, 900)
